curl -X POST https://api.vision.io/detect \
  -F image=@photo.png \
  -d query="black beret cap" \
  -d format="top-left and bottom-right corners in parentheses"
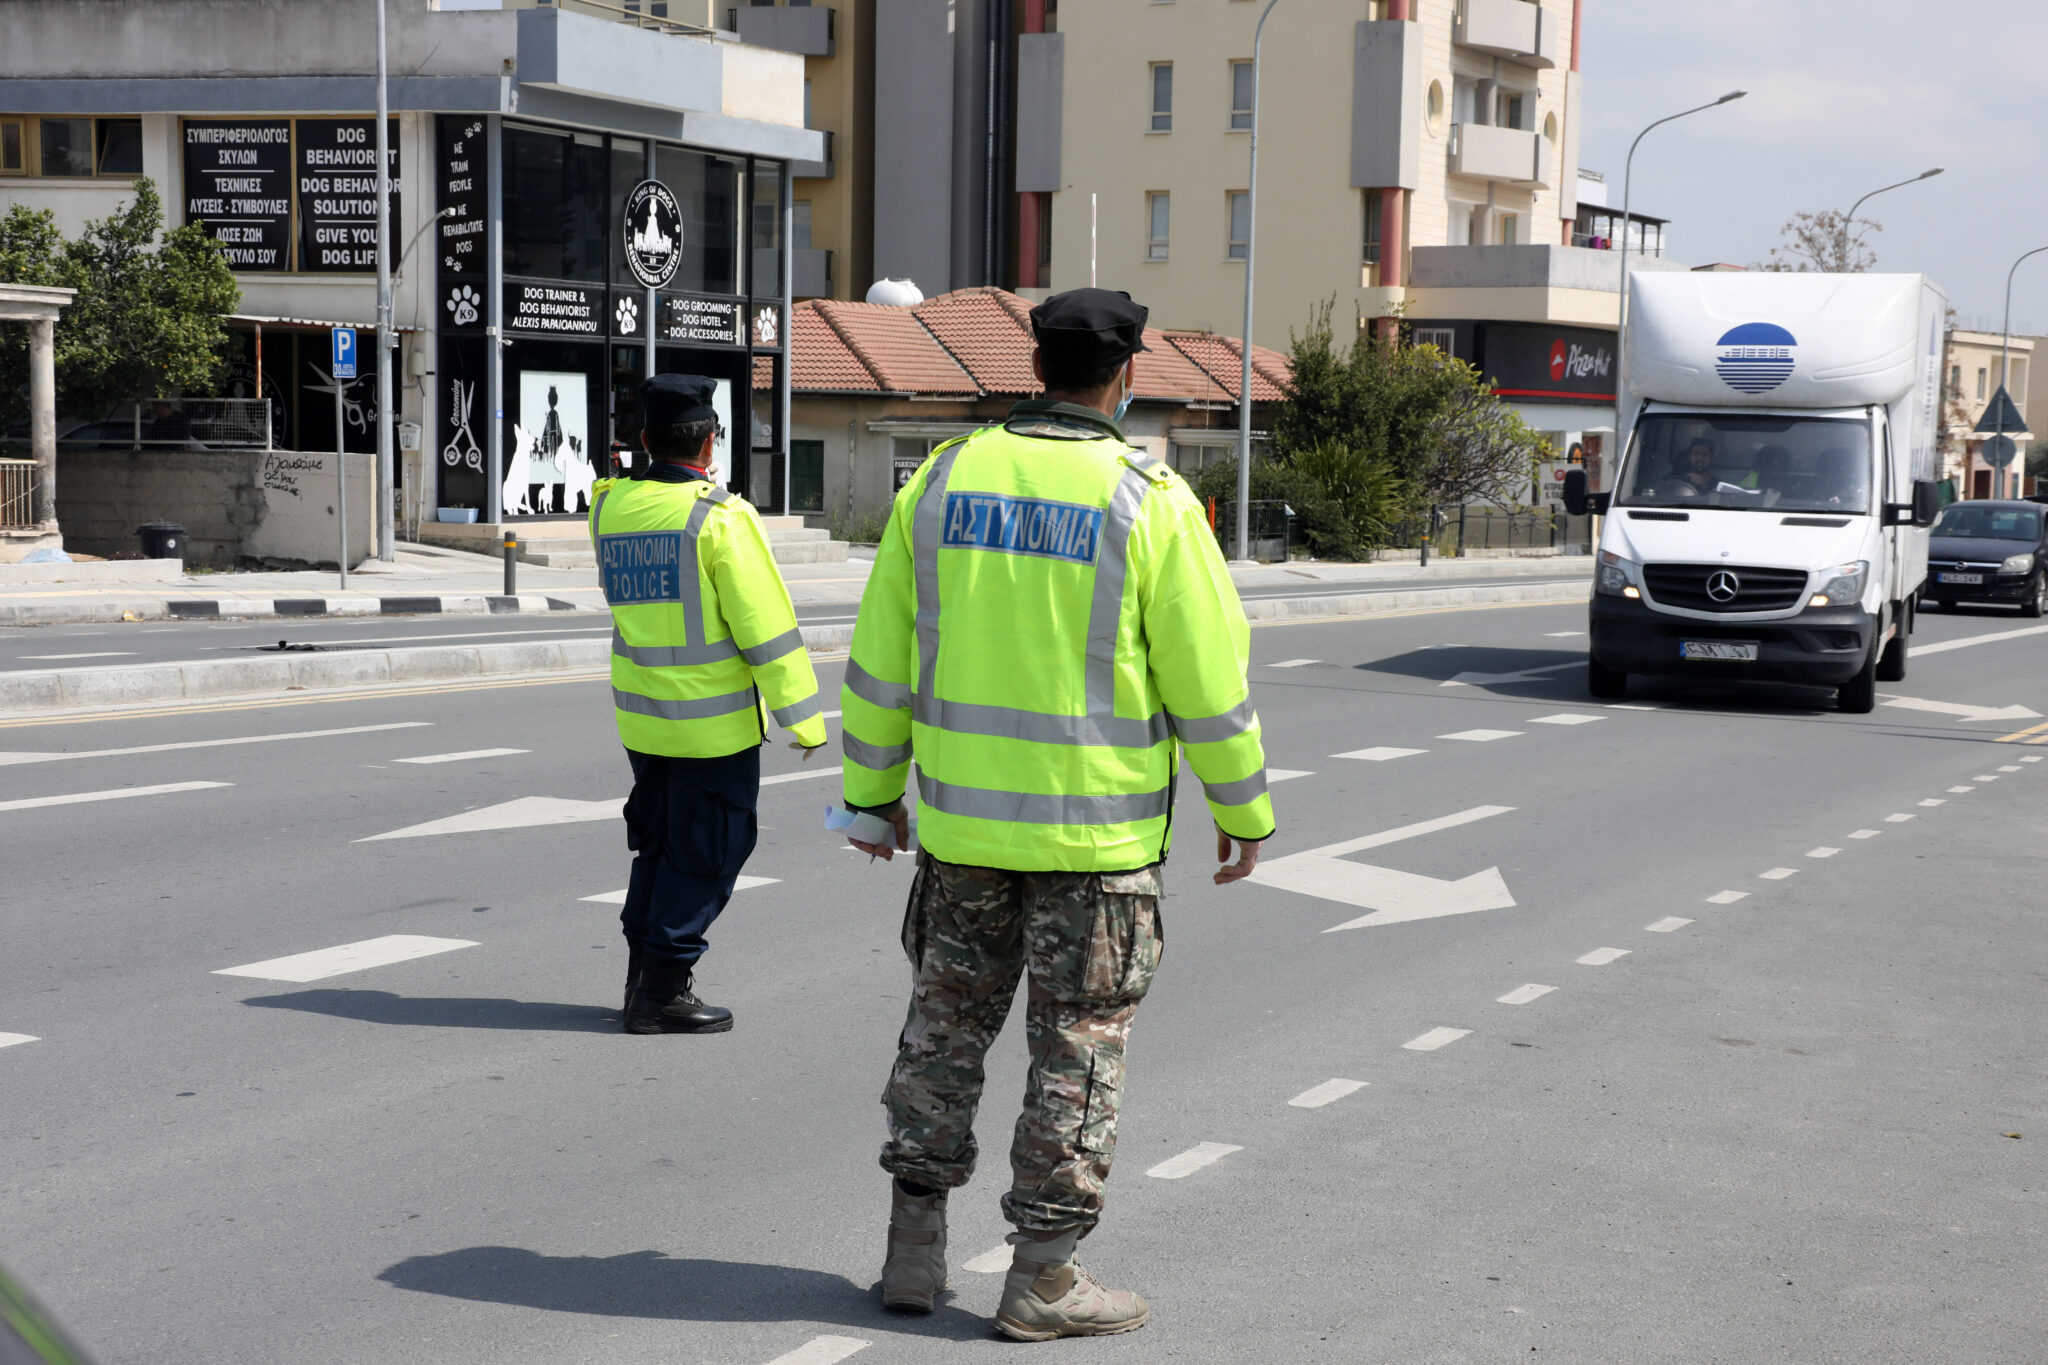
top-left (1029, 288), bottom-right (1151, 367)
top-left (640, 373), bottom-right (720, 428)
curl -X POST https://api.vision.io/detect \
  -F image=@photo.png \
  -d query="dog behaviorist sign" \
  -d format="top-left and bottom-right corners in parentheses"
top-left (621, 180), bottom-right (683, 290)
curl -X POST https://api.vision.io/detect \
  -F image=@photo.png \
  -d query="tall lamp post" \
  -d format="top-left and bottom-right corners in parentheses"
top-left (373, 0), bottom-right (396, 562)
top-left (1614, 91), bottom-right (1745, 427)
top-left (1838, 167), bottom-right (1943, 267)
top-left (1232, 0), bottom-right (1281, 565)
top-left (1993, 244), bottom-right (2048, 499)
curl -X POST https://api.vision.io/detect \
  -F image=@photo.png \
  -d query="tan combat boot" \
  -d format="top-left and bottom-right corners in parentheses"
top-left (993, 1228), bottom-right (1149, 1341)
top-left (879, 1181), bottom-right (948, 1312)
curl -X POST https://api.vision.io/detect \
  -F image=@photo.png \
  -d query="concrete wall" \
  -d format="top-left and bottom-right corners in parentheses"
top-left (57, 447), bottom-right (374, 569)
top-left (872, 0), bottom-right (955, 294)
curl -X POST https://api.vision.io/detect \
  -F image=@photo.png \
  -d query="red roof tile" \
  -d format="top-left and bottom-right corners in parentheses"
top-left (1132, 328), bottom-right (1233, 403)
top-left (912, 287), bottom-right (1039, 395)
top-left (787, 303), bottom-right (879, 392)
top-left (815, 299), bottom-right (980, 395)
top-left (1160, 331), bottom-right (1290, 403)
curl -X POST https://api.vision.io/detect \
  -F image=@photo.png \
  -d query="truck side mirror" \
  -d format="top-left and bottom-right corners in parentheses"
top-left (1562, 468), bottom-right (1589, 517)
top-left (1911, 479), bottom-right (1940, 528)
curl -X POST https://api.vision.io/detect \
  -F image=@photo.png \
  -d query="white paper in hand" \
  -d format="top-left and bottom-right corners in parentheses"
top-left (825, 805), bottom-right (897, 847)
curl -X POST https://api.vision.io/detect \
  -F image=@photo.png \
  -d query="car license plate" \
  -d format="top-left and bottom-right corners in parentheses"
top-left (1937, 572), bottom-right (1983, 585)
top-left (1681, 640), bottom-right (1759, 662)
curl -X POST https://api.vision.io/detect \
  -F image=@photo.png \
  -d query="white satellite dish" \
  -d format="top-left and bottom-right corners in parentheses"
top-left (865, 278), bottom-right (924, 307)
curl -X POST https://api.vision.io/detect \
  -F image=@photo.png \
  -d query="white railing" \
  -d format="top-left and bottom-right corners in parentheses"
top-left (0, 459), bottom-right (36, 529)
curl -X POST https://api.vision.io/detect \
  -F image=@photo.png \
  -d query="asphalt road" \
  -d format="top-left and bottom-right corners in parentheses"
top-left (0, 573), bottom-right (1592, 671)
top-left (4, 598), bottom-right (2045, 1363)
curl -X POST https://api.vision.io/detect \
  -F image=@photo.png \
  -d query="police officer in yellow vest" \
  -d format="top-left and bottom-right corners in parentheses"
top-left (838, 290), bottom-right (1274, 1339)
top-left (592, 374), bottom-right (828, 1035)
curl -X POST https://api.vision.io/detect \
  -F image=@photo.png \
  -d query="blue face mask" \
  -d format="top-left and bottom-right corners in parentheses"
top-left (1113, 374), bottom-right (1135, 424)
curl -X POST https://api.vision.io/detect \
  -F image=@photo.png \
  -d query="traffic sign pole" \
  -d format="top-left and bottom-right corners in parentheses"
top-left (335, 386), bottom-right (349, 591)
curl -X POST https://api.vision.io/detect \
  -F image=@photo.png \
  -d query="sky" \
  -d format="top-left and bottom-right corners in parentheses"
top-left (1578, 0), bottom-right (2048, 334)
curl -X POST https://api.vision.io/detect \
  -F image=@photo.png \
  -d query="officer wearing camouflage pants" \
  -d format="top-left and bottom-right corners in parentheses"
top-left (837, 289), bottom-right (1274, 1340)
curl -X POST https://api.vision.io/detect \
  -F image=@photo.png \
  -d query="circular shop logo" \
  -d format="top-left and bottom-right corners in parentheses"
top-left (1549, 338), bottom-right (1568, 382)
top-left (1706, 570), bottom-right (1742, 604)
top-left (622, 180), bottom-right (683, 289)
top-left (1714, 322), bottom-right (1797, 394)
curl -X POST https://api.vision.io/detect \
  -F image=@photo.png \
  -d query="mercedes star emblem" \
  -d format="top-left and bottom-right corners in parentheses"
top-left (1706, 570), bottom-right (1742, 603)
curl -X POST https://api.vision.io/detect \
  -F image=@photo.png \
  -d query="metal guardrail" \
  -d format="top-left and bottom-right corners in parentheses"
top-left (1385, 506), bottom-right (1592, 555)
top-left (0, 459), bottom-right (35, 529)
top-left (537, 0), bottom-right (716, 37)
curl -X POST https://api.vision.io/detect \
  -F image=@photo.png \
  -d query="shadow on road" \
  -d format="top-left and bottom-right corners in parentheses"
top-left (1357, 645), bottom-right (1583, 683)
top-left (241, 990), bottom-right (618, 1032)
top-left (377, 1246), bottom-right (991, 1340)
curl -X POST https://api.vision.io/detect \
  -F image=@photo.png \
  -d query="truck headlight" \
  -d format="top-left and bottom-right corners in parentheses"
top-left (2000, 552), bottom-right (2035, 575)
top-left (1808, 560), bottom-right (1868, 607)
top-left (1596, 550), bottom-right (1640, 599)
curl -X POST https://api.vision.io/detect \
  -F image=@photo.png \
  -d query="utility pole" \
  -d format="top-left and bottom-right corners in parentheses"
top-left (1994, 245), bottom-right (2048, 499)
top-left (1233, 0), bottom-right (1280, 565)
top-left (374, 0), bottom-right (396, 561)
top-left (1838, 167), bottom-right (1943, 269)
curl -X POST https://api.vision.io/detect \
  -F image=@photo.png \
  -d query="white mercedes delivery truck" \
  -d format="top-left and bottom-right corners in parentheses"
top-left (1564, 272), bottom-right (1944, 713)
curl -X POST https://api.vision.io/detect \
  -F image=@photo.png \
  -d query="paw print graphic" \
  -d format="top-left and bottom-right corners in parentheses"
top-left (615, 295), bottom-right (640, 336)
top-left (446, 285), bottom-right (480, 328)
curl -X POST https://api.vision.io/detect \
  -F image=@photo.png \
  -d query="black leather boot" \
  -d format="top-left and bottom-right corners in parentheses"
top-left (623, 961), bottom-right (734, 1035)
top-left (623, 942), bottom-right (646, 1014)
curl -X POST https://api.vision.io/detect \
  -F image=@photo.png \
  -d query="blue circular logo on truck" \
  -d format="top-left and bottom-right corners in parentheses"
top-left (1714, 322), bottom-right (1797, 393)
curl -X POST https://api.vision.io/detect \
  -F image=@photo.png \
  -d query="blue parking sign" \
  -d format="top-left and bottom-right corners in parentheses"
top-left (331, 327), bottom-right (358, 381)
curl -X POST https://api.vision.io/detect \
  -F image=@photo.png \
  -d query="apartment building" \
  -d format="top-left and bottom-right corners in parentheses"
top-left (1942, 329), bottom-right (2034, 499)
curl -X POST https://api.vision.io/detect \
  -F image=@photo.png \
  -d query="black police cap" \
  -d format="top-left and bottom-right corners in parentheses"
top-left (1029, 288), bottom-right (1151, 367)
top-left (641, 373), bottom-right (720, 428)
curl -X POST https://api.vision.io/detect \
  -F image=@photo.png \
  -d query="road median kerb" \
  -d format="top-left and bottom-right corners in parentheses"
top-left (0, 581), bottom-right (1587, 713)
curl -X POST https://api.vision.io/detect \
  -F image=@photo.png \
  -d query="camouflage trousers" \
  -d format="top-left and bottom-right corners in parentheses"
top-left (880, 852), bottom-right (1166, 1234)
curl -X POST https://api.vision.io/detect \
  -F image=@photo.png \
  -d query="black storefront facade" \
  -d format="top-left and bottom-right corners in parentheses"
top-left (435, 116), bottom-right (790, 524)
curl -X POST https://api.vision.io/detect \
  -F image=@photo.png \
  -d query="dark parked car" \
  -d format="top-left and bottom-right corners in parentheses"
top-left (1924, 499), bottom-right (2048, 616)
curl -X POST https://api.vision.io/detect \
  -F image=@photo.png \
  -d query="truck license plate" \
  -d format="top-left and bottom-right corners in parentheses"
top-left (1681, 641), bottom-right (1759, 662)
top-left (1937, 572), bottom-right (1983, 585)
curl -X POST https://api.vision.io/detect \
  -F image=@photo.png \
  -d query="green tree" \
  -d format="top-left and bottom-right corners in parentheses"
top-left (0, 179), bottom-right (240, 431)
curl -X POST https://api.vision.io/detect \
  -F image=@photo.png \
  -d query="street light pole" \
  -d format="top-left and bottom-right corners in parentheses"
top-left (1994, 244), bottom-right (2048, 499)
top-left (1233, 0), bottom-right (1280, 565)
top-left (1615, 91), bottom-right (1744, 434)
top-left (1838, 167), bottom-right (1943, 268)
top-left (373, 0), bottom-right (396, 562)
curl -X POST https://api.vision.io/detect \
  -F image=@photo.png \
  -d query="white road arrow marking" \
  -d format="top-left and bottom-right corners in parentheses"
top-left (358, 795), bottom-right (622, 841)
top-left (1246, 805), bottom-right (1517, 931)
top-left (1879, 695), bottom-right (2042, 724)
top-left (1441, 660), bottom-right (1584, 688)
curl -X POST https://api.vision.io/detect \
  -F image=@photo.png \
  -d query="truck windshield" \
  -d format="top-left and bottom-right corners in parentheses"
top-left (1616, 414), bottom-right (1872, 514)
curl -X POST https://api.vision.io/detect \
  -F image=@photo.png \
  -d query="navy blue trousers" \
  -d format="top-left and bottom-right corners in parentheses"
top-left (622, 746), bottom-right (761, 968)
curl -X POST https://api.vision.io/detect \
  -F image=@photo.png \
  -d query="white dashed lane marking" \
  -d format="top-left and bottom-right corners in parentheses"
top-left (1949, 786), bottom-right (1976, 793)
top-left (762, 766), bottom-right (845, 786)
top-left (580, 877), bottom-right (777, 904)
top-left (1884, 813), bottom-right (1915, 823)
top-left (1999, 764), bottom-right (2023, 773)
top-left (1146, 1142), bottom-right (1243, 1179)
top-left (19, 651), bottom-right (137, 660)
top-left (1496, 984), bottom-right (1556, 1006)
top-left (1288, 1078), bottom-right (1368, 1109)
top-left (1265, 659), bottom-right (1321, 668)
top-left (763, 1336), bottom-right (869, 1365)
top-left (1267, 769), bottom-right (1314, 783)
top-left (1528, 713), bottom-right (1604, 726)
top-left (1332, 746), bottom-right (1427, 761)
top-left (1402, 1027), bottom-right (1472, 1051)
top-left (1544, 631), bottom-right (1586, 638)
top-left (0, 780), bottom-right (231, 813)
top-left (1577, 947), bottom-right (1631, 966)
top-left (394, 748), bottom-right (530, 765)
top-left (963, 1245), bottom-right (1014, 1274)
top-left (213, 935), bottom-right (478, 983)
top-left (1849, 829), bottom-right (1881, 839)
top-left (0, 1033), bottom-right (38, 1050)
top-left (1706, 890), bottom-right (1749, 904)
top-left (1438, 729), bottom-right (1522, 742)
top-left (1919, 798), bottom-right (1945, 807)
top-left (1646, 917), bottom-right (1694, 933)
top-left (2022, 755), bottom-right (2044, 763)
top-left (0, 723), bottom-right (432, 769)
top-left (1807, 847), bottom-right (1840, 858)
top-left (1759, 867), bottom-right (1797, 880)
top-left (1974, 775), bottom-right (2000, 783)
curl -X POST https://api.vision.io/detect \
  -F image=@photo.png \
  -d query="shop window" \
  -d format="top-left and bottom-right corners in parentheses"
top-left (658, 145), bottom-right (743, 296)
top-left (38, 118), bottom-right (95, 176)
top-left (0, 119), bottom-right (24, 174)
top-left (790, 438), bottom-right (824, 513)
top-left (94, 118), bottom-right (143, 175)
top-left (504, 124), bottom-right (608, 282)
top-left (607, 136), bottom-right (649, 290)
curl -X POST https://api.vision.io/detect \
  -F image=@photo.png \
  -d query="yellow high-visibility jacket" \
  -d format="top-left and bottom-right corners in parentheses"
top-left (841, 403), bottom-right (1275, 871)
top-left (590, 471), bottom-right (826, 757)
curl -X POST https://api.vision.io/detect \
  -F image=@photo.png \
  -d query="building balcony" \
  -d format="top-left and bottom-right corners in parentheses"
top-left (1453, 0), bottom-right (1557, 67)
top-left (1449, 123), bottom-right (1552, 187)
top-left (736, 4), bottom-right (835, 57)
top-left (793, 128), bottom-right (834, 179)
top-left (1409, 244), bottom-right (1689, 292)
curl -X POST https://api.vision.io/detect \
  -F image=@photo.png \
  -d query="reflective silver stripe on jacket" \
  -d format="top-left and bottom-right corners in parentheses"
top-left (916, 771), bottom-right (1173, 825)
top-left (739, 626), bottom-right (804, 667)
top-left (1200, 770), bottom-right (1269, 808)
top-left (843, 733), bottom-right (914, 770)
top-left (1167, 699), bottom-right (1259, 744)
top-left (908, 437), bottom-right (1169, 750)
top-left (675, 493), bottom-right (717, 648)
top-left (611, 626), bottom-right (740, 668)
top-left (845, 659), bottom-right (913, 711)
top-left (771, 694), bottom-right (825, 726)
top-left (611, 685), bottom-right (758, 722)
